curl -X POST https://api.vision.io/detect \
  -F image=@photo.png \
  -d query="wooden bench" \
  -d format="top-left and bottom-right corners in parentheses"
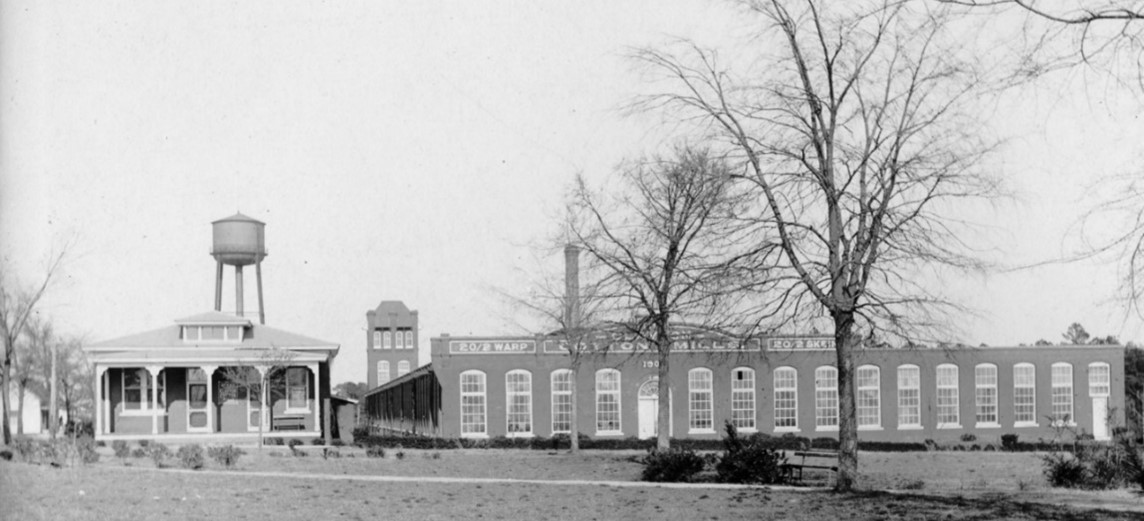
top-left (781, 450), bottom-right (839, 482)
top-left (272, 415), bottom-right (306, 431)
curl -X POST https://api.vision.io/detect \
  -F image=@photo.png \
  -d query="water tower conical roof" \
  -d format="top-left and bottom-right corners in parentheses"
top-left (212, 212), bottom-right (264, 225)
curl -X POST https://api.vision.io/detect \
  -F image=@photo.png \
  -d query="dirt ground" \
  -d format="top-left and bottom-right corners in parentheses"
top-left (2, 448), bottom-right (1142, 520)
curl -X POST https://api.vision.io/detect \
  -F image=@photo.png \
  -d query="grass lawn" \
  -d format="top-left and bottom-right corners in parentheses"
top-left (2, 447), bottom-right (1142, 520)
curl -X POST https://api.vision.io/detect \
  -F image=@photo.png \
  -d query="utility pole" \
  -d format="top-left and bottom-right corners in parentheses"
top-left (49, 339), bottom-right (57, 439)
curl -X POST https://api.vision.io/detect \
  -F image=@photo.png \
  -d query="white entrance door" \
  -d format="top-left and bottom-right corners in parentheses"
top-left (638, 378), bottom-right (658, 439)
top-left (186, 368), bottom-right (210, 433)
top-left (1093, 397), bottom-right (1109, 441)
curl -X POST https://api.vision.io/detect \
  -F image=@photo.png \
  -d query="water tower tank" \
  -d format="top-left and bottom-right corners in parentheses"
top-left (211, 213), bottom-right (267, 266)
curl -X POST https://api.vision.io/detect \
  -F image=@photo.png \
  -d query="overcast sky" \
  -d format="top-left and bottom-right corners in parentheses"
top-left (3, 1), bottom-right (1143, 386)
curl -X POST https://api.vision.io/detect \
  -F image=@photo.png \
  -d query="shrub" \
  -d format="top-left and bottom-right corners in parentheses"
top-left (131, 447), bottom-right (147, 458)
top-left (366, 446), bottom-right (386, 458)
top-left (432, 452), bottom-right (441, 460)
top-left (137, 439), bottom-right (151, 448)
top-left (714, 422), bottom-right (787, 485)
top-left (641, 448), bottom-right (706, 483)
top-left (12, 437), bottom-right (38, 462)
top-left (269, 437), bottom-right (284, 446)
top-left (331, 439), bottom-right (345, 447)
top-left (1042, 452), bottom-right (1087, 488)
top-left (312, 438), bottom-right (324, 446)
top-left (177, 444), bottom-right (205, 470)
top-left (322, 448), bottom-right (340, 459)
top-left (1001, 433), bottom-right (1019, 451)
top-left (960, 433), bottom-right (977, 443)
top-left (76, 435), bottom-right (99, 465)
top-left (148, 443), bottom-right (172, 468)
top-left (207, 445), bottom-right (244, 468)
top-left (395, 451), bottom-right (406, 460)
top-left (0, 449), bottom-right (11, 461)
top-left (287, 439), bottom-right (303, 448)
top-left (352, 425), bottom-right (371, 440)
top-left (897, 479), bottom-right (926, 490)
top-left (113, 440), bottom-right (130, 459)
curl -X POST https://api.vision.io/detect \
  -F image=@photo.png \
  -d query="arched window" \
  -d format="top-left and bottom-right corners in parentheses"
top-left (1089, 362), bottom-right (1111, 397)
top-left (382, 330), bottom-right (392, 350)
top-left (397, 360), bottom-right (411, 377)
top-left (373, 331), bottom-right (381, 350)
top-left (551, 370), bottom-right (573, 434)
top-left (688, 368), bottom-right (714, 432)
top-left (404, 330), bottom-right (414, 351)
top-left (1051, 363), bottom-right (1074, 425)
top-left (897, 365), bottom-right (921, 429)
top-left (936, 364), bottom-right (960, 427)
top-left (814, 366), bottom-right (838, 430)
top-left (975, 364), bottom-right (999, 426)
top-left (731, 368), bottom-right (756, 431)
top-left (1013, 363), bottom-right (1036, 425)
top-left (595, 369), bottom-right (621, 434)
top-left (857, 365), bottom-right (881, 429)
top-left (773, 367), bottom-right (798, 431)
top-left (506, 370), bottom-right (533, 437)
top-left (460, 370), bottom-right (487, 437)
top-left (377, 361), bottom-right (391, 385)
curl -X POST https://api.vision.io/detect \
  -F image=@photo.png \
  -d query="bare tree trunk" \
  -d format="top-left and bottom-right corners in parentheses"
top-left (16, 384), bottom-right (25, 435)
top-left (49, 340), bottom-right (57, 439)
top-left (2, 362), bottom-right (12, 444)
top-left (656, 327), bottom-right (671, 451)
top-left (569, 361), bottom-right (580, 453)
top-left (258, 379), bottom-right (267, 449)
top-left (834, 312), bottom-right (859, 492)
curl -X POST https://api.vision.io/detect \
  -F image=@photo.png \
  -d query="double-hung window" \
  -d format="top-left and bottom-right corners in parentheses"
top-left (551, 370), bottom-right (573, 434)
top-left (897, 365), bottom-right (921, 429)
top-left (460, 370), bottom-right (487, 437)
top-left (397, 360), bottom-right (410, 377)
top-left (1013, 363), bottom-right (1036, 426)
top-left (506, 370), bottom-right (533, 437)
top-left (856, 365), bottom-right (881, 429)
top-left (975, 364), bottom-right (999, 427)
top-left (377, 361), bottom-right (390, 385)
top-left (773, 367), bottom-right (798, 431)
top-left (1051, 363), bottom-right (1074, 426)
top-left (814, 366), bottom-right (838, 430)
top-left (731, 368), bottom-right (756, 431)
top-left (936, 364), bottom-right (960, 427)
top-left (595, 369), bottom-right (621, 434)
top-left (689, 368), bottom-right (714, 433)
top-left (285, 368), bottom-right (309, 412)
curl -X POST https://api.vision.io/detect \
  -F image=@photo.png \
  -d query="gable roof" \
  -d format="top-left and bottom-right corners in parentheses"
top-left (85, 312), bottom-right (338, 354)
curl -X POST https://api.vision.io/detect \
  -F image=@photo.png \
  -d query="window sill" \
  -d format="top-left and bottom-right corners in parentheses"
top-left (815, 425), bottom-right (839, 432)
top-left (460, 433), bottom-right (489, 439)
top-left (975, 423), bottom-right (1001, 429)
top-left (937, 424), bottom-right (963, 430)
top-left (897, 425), bottom-right (923, 431)
top-left (689, 429), bottom-right (717, 435)
top-left (505, 433), bottom-right (534, 439)
top-left (284, 408), bottom-right (310, 415)
top-left (595, 431), bottom-right (624, 437)
top-left (1014, 421), bottom-right (1039, 428)
top-left (858, 425), bottom-right (883, 431)
top-left (736, 427), bottom-right (758, 434)
top-left (772, 427), bottom-right (800, 434)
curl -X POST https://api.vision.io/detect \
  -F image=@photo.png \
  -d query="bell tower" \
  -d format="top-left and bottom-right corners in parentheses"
top-left (365, 301), bottom-right (418, 389)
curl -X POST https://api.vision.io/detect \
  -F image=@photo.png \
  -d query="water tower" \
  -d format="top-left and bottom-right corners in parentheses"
top-left (211, 213), bottom-right (267, 323)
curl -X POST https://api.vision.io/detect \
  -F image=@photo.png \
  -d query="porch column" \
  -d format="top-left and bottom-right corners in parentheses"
top-left (146, 366), bottom-right (163, 435)
top-left (309, 363), bottom-right (321, 433)
top-left (201, 365), bottom-right (218, 433)
top-left (255, 366), bottom-right (268, 432)
top-left (101, 368), bottom-right (111, 436)
top-left (93, 365), bottom-right (106, 437)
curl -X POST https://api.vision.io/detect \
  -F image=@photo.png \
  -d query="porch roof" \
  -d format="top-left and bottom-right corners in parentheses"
top-left (84, 348), bottom-right (331, 366)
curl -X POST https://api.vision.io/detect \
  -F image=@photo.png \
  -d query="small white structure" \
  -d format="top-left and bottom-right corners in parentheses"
top-left (6, 386), bottom-right (44, 435)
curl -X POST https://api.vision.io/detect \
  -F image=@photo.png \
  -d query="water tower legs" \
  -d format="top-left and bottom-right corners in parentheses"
top-left (256, 259), bottom-right (265, 325)
top-left (215, 261), bottom-right (224, 312)
top-left (236, 265), bottom-right (245, 317)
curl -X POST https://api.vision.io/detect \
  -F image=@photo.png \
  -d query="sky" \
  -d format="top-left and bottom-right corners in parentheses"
top-left (2, 1), bottom-right (1143, 386)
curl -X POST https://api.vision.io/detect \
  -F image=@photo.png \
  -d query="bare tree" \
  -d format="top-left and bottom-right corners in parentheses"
top-left (219, 347), bottom-right (297, 448)
top-left (0, 249), bottom-right (67, 444)
top-left (632, 1), bottom-right (998, 489)
top-left (570, 145), bottom-right (784, 450)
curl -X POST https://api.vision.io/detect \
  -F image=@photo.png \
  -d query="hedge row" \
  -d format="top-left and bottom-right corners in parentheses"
top-left (352, 433), bottom-right (943, 452)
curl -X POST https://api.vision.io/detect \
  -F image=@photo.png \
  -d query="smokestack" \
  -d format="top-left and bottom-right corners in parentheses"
top-left (564, 244), bottom-right (581, 330)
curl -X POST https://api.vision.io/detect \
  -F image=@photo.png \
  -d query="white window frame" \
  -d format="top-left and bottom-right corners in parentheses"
top-left (460, 370), bottom-right (488, 438)
top-left (397, 360), bottom-right (411, 377)
top-left (1013, 363), bottom-right (1037, 427)
top-left (284, 367), bottom-right (310, 413)
top-left (730, 367), bottom-right (756, 432)
top-left (856, 365), bottom-right (882, 430)
top-left (1089, 362), bottom-right (1111, 397)
top-left (505, 370), bottom-right (533, 437)
top-left (595, 369), bottom-right (622, 435)
top-left (688, 368), bottom-right (714, 433)
top-left (377, 361), bottom-right (390, 385)
top-left (975, 363), bottom-right (999, 428)
top-left (120, 368), bottom-right (166, 415)
top-left (814, 366), bottom-right (838, 431)
top-left (383, 330), bottom-right (392, 350)
top-left (1052, 362), bottom-right (1075, 426)
top-left (551, 369), bottom-right (573, 434)
top-left (373, 331), bottom-right (381, 349)
top-left (773, 367), bottom-right (798, 432)
top-left (897, 365), bottom-right (921, 430)
top-left (936, 364), bottom-right (961, 428)
top-left (404, 330), bottom-right (414, 351)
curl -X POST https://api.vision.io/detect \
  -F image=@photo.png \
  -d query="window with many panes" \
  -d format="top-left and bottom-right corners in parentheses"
top-left (551, 370), bottom-right (573, 434)
top-left (774, 367), bottom-right (798, 431)
top-left (397, 360), bottom-right (410, 377)
top-left (1014, 363), bottom-right (1036, 425)
top-left (1089, 362), bottom-right (1110, 397)
top-left (377, 361), bottom-right (390, 385)
top-left (373, 331), bottom-right (381, 349)
top-left (936, 364), bottom-right (960, 427)
top-left (1052, 363), bottom-right (1073, 425)
top-left (815, 366), bottom-right (838, 430)
top-left (285, 368), bottom-right (309, 411)
top-left (595, 369), bottom-right (621, 434)
top-left (975, 364), bottom-right (999, 426)
top-left (383, 330), bottom-right (392, 349)
top-left (506, 370), bottom-right (532, 436)
top-left (689, 368), bottom-right (714, 432)
top-left (460, 371), bottom-right (487, 437)
top-left (857, 365), bottom-right (881, 428)
top-left (405, 330), bottom-right (414, 350)
top-left (731, 368), bottom-right (756, 431)
top-left (121, 368), bottom-right (166, 412)
top-left (897, 365), bottom-right (921, 428)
